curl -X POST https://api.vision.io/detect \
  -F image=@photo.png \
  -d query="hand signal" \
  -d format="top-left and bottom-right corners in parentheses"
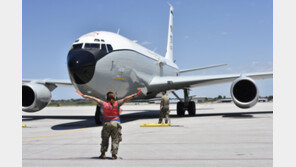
top-left (136, 89), bottom-right (142, 96)
top-left (76, 90), bottom-right (84, 96)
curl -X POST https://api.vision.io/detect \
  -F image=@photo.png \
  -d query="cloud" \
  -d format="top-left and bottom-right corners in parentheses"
top-left (221, 32), bottom-right (229, 35)
top-left (226, 67), bottom-right (232, 72)
top-left (241, 61), bottom-right (273, 73)
top-left (141, 41), bottom-right (152, 45)
top-left (251, 61), bottom-right (259, 66)
top-left (214, 61), bottom-right (273, 74)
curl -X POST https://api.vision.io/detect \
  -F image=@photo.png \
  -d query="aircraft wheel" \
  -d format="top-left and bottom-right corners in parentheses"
top-left (95, 105), bottom-right (102, 125)
top-left (188, 101), bottom-right (196, 116)
top-left (177, 102), bottom-right (185, 116)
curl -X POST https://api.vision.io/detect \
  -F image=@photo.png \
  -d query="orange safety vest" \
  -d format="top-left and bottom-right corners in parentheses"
top-left (102, 101), bottom-right (120, 122)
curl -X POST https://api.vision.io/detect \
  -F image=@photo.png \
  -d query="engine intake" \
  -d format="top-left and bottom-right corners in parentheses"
top-left (230, 77), bottom-right (259, 109)
top-left (22, 83), bottom-right (52, 112)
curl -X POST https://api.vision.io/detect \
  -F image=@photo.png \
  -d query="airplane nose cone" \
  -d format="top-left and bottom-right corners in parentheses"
top-left (67, 49), bottom-right (97, 84)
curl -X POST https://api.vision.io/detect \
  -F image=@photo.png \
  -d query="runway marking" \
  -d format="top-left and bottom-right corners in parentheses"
top-left (22, 127), bottom-right (93, 142)
top-left (23, 157), bottom-right (273, 161)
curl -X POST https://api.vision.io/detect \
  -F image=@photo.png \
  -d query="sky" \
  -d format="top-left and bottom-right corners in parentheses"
top-left (22, 0), bottom-right (273, 100)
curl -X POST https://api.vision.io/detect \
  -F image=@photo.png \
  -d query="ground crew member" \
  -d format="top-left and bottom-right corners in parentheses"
top-left (159, 91), bottom-right (170, 124)
top-left (80, 91), bottom-right (138, 159)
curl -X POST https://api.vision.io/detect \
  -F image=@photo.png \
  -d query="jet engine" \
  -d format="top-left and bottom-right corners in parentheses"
top-left (22, 83), bottom-right (52, 112)
top-left (230, 76), bottom-right (259, 109)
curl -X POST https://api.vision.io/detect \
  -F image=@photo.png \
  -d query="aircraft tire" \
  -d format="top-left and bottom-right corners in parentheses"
top-left (95, 105), bottom-right (102, 125)
top-left (177, 102), bottom-right (185, 116)
top-left (188, 101), bottom-right (196, 116)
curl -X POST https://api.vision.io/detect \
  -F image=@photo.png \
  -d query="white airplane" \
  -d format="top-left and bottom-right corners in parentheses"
top-left (22, 4), bottom-right (272, 124)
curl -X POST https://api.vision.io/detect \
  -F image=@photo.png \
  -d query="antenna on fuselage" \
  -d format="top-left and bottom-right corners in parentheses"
top-left (117, 28), bottom-right (120, 34)
top-left (165, 3), bottom-right (174, 62)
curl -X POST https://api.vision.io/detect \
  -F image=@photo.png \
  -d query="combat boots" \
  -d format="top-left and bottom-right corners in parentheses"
top-left (99, 152), bottom-right (106, 159)
top-left (112, 154), bottom-right (117, 159)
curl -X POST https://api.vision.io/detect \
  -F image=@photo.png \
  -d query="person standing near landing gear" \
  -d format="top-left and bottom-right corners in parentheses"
top-left (159, 91), bottom-right (170, 124)
top-left (79, 91), bottom-right (138, 159)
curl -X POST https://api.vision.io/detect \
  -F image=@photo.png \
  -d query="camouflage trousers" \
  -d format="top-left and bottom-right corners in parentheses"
top-left (100, 121), bottom-right (122, 155)
top-left (159, 107), bottom-right (170, 124)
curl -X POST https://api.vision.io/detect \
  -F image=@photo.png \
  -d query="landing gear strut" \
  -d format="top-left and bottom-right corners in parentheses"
top-left (95, 105), bottom-right (102, 125)
top-left (173, 89), bottom-right (196, 116)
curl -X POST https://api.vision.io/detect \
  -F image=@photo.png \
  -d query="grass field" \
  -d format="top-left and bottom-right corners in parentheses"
top-left (48, 99), bottom-right (97, 107)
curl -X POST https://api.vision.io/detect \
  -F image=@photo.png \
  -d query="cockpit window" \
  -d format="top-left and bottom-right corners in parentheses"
top-left (107, 44), bottom-right (113, 52)
top-left (101, 44), bottom-right (107, 52)
top-left (84, 43), bottom-right (100, 49)
top-left (72, 43), bottom-right (83, 50)
top-left (73, 42), bottom-right (113, 53)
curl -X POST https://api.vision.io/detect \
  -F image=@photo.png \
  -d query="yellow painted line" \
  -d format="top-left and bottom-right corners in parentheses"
top-left (22, 127), bottom-right (92, 142)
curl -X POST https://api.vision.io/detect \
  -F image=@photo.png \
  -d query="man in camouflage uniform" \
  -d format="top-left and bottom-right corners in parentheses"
top-left (80, 91), bottom-right (137, 159)
top-left (159, 91), bottom-right (170, 124)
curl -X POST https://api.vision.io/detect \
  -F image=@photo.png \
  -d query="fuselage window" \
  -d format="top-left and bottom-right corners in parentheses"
top-left (84, 43), bottom-right (100, 49)
top-left (72, 43), bottom-right (83, 50)
top-left (107, 44), bottom-right (113, 52)
top-left (101, 44), bottom-right (107, 52)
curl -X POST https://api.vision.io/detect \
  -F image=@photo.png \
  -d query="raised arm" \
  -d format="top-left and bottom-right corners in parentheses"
top-left (81, 94), bottom-right (104, 104)
top-left (119, 93), bottom-right (137, 106)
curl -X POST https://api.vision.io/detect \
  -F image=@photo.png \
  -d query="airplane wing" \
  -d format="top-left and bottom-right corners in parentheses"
top-left (149, 72), bottom-right (273, 90)
top-left (22, 79), bottom-right (73, 87)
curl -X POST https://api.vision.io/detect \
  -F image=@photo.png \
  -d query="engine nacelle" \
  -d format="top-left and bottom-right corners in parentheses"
top-left (230, 77), bottom-right (259, 109)
top-left (22, 83), bottom-right (52, 112)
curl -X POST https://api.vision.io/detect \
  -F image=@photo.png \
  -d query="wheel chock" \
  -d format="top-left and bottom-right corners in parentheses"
top-left (140, 123), bottom-right (172, 127)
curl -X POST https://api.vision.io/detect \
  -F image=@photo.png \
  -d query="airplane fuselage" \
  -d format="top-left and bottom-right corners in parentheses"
top-left (67, 31), bottom-right (179, 99)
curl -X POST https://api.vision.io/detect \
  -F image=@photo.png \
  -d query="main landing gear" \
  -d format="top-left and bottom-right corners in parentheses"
top-left (173, 89), bottom-right (196, 116)
top-left (95, 105), bottom-right (102, 125)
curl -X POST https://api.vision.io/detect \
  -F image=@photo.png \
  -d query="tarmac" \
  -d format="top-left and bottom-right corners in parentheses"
top-left (22, 102), bottom-right (273, 167)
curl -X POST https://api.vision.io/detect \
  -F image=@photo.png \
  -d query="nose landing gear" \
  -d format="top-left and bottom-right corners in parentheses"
top-left (95, 105), bottom-right (102, 125)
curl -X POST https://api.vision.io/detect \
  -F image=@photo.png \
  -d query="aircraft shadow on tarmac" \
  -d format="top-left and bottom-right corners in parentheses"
top-left (22, 109), bottom-right (272, 131)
